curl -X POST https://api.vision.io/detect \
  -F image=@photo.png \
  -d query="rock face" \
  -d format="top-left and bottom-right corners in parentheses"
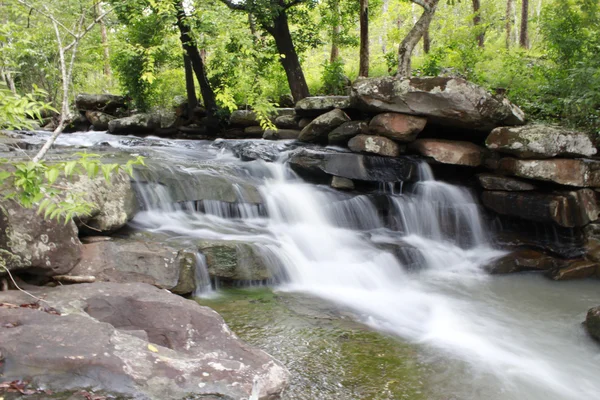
top-left (75, 94), bottom-right (126, 114)
top-left (295, 96), bottom-right (351, 117)
top-left (85, 111), bottom-right (115, 131)
top-left (298, 109), bottom-right (351, 143)
top-left (199, 241), bottom-right (271, 282)
top-left (0, 200), bottom-right (82, 276)
top-left (368, 113), bottom-right (427, 142)
top-left (410, 139), bottom-right (484, 166)
top-left (328, 121), bottom-right (367, 145)
top-left (331, 176), bottom-right (355, 190)
top-left (477, 173), bottom-right (537, 191)
top-left (585, 306), bottom-right (600, 342)
top-left (288, 148), bottom-right (416, 182)
top-left (108, 113), bottom-right (160, 135)
top-left (348, 134), bottom-right (403, 157)
top-left (487, 249), bottom-right (564, 274)
top-left (263, 128), bottom-right (301, 140)
top-left (481, 190), bottom-right (600, 228)
top-left (351, 76), bottom-right (525, 131)
top-left (0, 282), bottom-right (289, 399)
top-left (499, 158), bottom-right (600, 187)
top-left (486, 125), bottom-right (597, 159)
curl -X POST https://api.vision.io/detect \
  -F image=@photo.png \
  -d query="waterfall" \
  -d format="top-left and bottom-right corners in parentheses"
top-left (193, 252), bottom-right (213, 297)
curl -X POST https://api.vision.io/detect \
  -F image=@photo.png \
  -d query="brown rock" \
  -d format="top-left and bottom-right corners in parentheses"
top-left (410, 139), bottom-right (484, 166)
top-left (243, 126), bottom-right (264, 138)
top-left (348, 134), bottom-right (403, 157)
top-left (263, 128), bottom-right (301, 140)
top-left (499, 158), bottom-right (600, 187)
top-left (477, 173), bottom-right (537, 191)
top-left (585, 306), bottom-right (600, 342)
top-left (331, 176), bottom-right (355, 190)
top-left (547, 259), bottom-right (599, 280)
top-left (368, 113), bottom-right (427, 142)
top-left (487, 249), bottom-right (565, 274)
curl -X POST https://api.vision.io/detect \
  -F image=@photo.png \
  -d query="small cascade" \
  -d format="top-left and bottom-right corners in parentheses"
top-left (192, 252), bottom-right (214, 297)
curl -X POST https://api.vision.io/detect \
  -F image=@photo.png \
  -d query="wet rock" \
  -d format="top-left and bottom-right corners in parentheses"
top-left (243, 126), bottom-right (265, 138)
top-left (263, 128), bottom-right (301, 140)
top-left (477, 173), bottom-right (537, 191)
top-left (486, 125), bottom-right (597, 159)
top-left (298, 118), bottom-right (313, 129)
top-left (0, 282), bottom-right (289, 399)
top-left (585, 306), bottom-right (600, 342)
top-left (410, 139), bottom-right (484, 166)
top-left (0, 199), bottom-right (82, 276)
top-left (108, 113), bottom-right (160, 135)
top-left (499, 158), bottom-right (600, 187)
top-left (75, 94), bottom-right (127, 115)
top-left (63, 113), bottom-right (91, 133)
top-left (298, 109), bottom-right (351, 143)
top-left (198, 240), bottom-right (271, 282)
top-left (295, 96), bottom-right (352, 117)
top-left (331, 176), bottom-right (355, 190)
top-left (85, 110), bottom-right (115, 131)
top-left (275, 114), bottom-right (299, 129)
top-left (348, 134), bottom-right (403, 157)
top-left (487, 249), bottom-right (564, 274)
top-left (547, 259), bottom-right (599, 280)
top-left (328, 121), bottom-right (368, 145)
top-left (288, 148), bottom-right (416, 182)
top-left (351, 76), bottom-right (525, 132)
top-left (482, 189), bottom-right (600, 228)
top-left (368, 113), bottom-right (427, 142)
top-left (213, 139), bottom-right (286, 163)
top-left (229, 109), bottom-right (259, 126)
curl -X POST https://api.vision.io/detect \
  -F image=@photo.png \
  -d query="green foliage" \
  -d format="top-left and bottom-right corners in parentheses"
top-left (0, 84), bottom-right (56, 130)
top-left (321, 58), bottom-right (347, 95)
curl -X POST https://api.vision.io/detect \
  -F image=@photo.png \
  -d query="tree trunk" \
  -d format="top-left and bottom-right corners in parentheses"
top-left (268, 11), bottom-right (310, 102)
top-left (183, 54), bottom-right (198, 118)
top-left (472, 0), bottom-right (484, 47)
top-left (505, 0), bottom-right (513, 48)
top-left (95, 2), bottom-right (111, 77)
top-left (423, 28), bottom-right (430, 54)
top-left (359, 0), bottom-right (369, 77)
top-left (520, 0), bottom-right (529, 48)
top-left (398, 1), bottom-right (439, 78)
top-left (330, 24), bottom-right (340, 62)
top-left (380, 0), bottom-right (389, 54)
top-left (174, 1), bottom-right (217, 116)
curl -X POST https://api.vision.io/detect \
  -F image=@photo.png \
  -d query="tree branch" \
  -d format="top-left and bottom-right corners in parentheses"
top-left (410, 0), bottom-right (435, 12)
top-left (64, 7), bottom-right (113, 52)
top-left (16, 0), bottom-right (77, 38)
top-left (219, 0), bottom-right (248, 11)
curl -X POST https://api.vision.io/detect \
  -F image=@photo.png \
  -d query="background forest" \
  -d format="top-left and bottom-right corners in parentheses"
top-left (1, 0), bottom-right (599, 132)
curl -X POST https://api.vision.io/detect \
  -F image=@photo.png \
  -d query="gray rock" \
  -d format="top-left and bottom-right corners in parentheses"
top-left (263, 128), bottom-right (301, 140)
top-left (486, 124), bottom-right (597, 159)
top-left (328, 121), bottom-right (368, 145)
top-left (298, 109), bottom-right (351, 143)
top-left (348, 134), bottom-right (403, 157)
top-left (477, 173), bottom-right (537, 191)
top-left (230, 110), bottom-right (259, 126)
top-left (243, 126), bottom-right (265, 138)
top-left (85, 110), bottom-right (115, 131)
top-left (0, 282), bottom-right (289, 399)
top-left (331, 176), bottom-right (355, 190)
top-left (410, 139), bottom-right (484, 166)
top-left (75, 94), bottom-right (127, 115)
top-left (585, 306), bottom-right (600, 342)
top-left (199, 240), bottom-right (271, 282)
top-left (275, 114), bottom-right (299, 129)
top-left (298, 118), bottom-right (313, 129)
top-left (295, 96), bottom-right (352, 117)
top-left (499, 158), bottom-right (600, 187)
top-left (351, 76), bottom-right (525, 132)
top-left (108, 113), bottom-right (160, 135)
top-left (368, 113), bottom-right (427, 142)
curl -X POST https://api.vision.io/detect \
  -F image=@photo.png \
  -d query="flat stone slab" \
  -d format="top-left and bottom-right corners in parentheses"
top-left (499, 158), bottom-right (600, 187)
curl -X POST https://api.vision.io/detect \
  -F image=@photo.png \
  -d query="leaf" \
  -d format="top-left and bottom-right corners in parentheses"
top-left (45, 168), bottom-right (60, 185)
top-left (147, 344), bottom-right (159, 353)
top-left (64, 161), bottom-right (77, 177)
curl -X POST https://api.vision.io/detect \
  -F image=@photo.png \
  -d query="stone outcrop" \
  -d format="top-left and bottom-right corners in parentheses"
top-left (351, 76), bottom-right (525, 131)
top-left (486, 125), bottom-right (597, 159)
top-left (499, 158), bottom-right (600, 187)
top-left (410, 139), bottom-right (484, 166)
top-left (75, 94), bottom-right (127, 115)
top-left (585, 306), bottom-right (600, 342)
top-left (230, 110), bottom-right (259, 126)
top-left (108, 113), bottom-right (160, 135)
top-left (298, 108), bottom-right (351, 143)
top-left (295, 96), bottom-right (351, 117)
top-left (348, 134), bottom-right (403, 157)
top-left (0, 282), bottom-right (289, 399)
top-left (477, 173), bottom-right (537, 191)
top-left (368, 113), bottom-right (427, 142)
top-left (85, 111), bottom-right (115, 131)
top-left (328, 121), bottom-right (367, 145)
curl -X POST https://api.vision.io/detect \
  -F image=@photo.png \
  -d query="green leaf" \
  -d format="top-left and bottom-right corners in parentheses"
top-left (64, 161), bottom-right (77, 177)
top-left (45, 168), bottom-right (60, 185)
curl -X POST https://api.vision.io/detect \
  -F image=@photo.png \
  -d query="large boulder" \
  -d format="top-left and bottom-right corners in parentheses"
top-left (0, 200), bottom-right (82, 276)
top-left (274, 114), bottom-right (299, 129)
top-left (585, 306), bottom-right (600, 342)
top-left (229, 110), bottom-right (259, 126)
top-left (351, 76), bottom-right (525, 131)
top-left (85, 110), bottom-right (115, 131)
top-left (0, 282), bottom-right (289, 399)
top-left (481, 189), bottom-right (600, 228)
top-left (368, 113), bottom-right (427, 142)
top-left (499, 158), bottom-right (600, 187)
top-left (477, 173), bottom-right (537, 191)
top-left (486, 125), bottom-right (597, 159)
top-left (75, 94), bottom-right (127, 115)
top-left (295, 96), bottom-right (352, 117)
top-left (199, 240), bottom-right (271, 282)
top-left (410, 139), bottom-right (484, 166)
top-left (108, 113), bottom-right (160, 135)
top-left (486, 249), bottom-right (565, 274)
top-left (348, 134), bottom-right (403, 157)
top-left (328, 121), bottom-right (368, 145)
top-left (298, 108), bottom-right (350, 143)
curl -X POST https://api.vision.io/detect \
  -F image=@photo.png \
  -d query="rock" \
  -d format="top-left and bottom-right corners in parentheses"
top-left (263, 128), bottom-right (301, 140)
top-left (298, 118), bottom-right (313, 129)
top-left (351, 76), bottom-right (525, 131)
top-left (275, 114), bottom-right (299, 129)
top-left (288, 148), bottom-right (417, 182)
top-left (0, 199), bottom-right (82, 276)
top-left (585, 306), bottom-right (600, 342)
top-left (482, 189), bottom-right (600, 228)
top-left (69, 237), bottom-right (197, 294)
top-left (486, 125), bottom-right (597, 159)
top-left (487, 249), bottom-right (564, 274)
top-left (298, 108), bottom-right (351, 143)
top-left (199, 241), bottom-right (271, 282)
top-left (328, 121), bottom-right (368, 145)
top-left (85, 110), bottom-right (115, 131)
top-left (331, 176), bottom-right (355, 190)
top-left (212, 139), bottom-right (287, 163)
top-left (0, 282), bottom-right (289, 399)
top-left (243, 126), bottom-right (265, 138)
top-left (410, 139), bottom-right (484, 166)
top-left (229, 110), bottom-right (259, 126)
top-left (499, 158), bottom-right (600, 187)
top-left (348, 134), bottom-right (403, 157)
top-left (547, 259), bottom-right (599, 280)
top-left (368, 113), bottom-right (427, 142)
top-left (63, 113), bottom-right (91, 133)
top-left (75, 94), bottom-right (127, 115)
top-left (108, 113), bottom-right (160, 135)
top-left (477, 173), bottom-right (537, 191)
top-left (295, 96), bottom-right (352, 117)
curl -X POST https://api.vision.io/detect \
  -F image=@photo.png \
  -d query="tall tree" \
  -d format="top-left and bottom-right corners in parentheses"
top-left (95, 2), bottom-right (111, 77)
top-left (472, 0), bottom-right (484, 47)
top-left (359, 0), bottom-right (369, 76)
top-left (397, 0), bottom-right (440, 77)
top-left (183, 54), bottom-right (198, 117)
top-left (520, 0), bottom-right (529, 48)
top-left (505, 0), bottom-right (513, 48)
top-left (220, 0), bottom-right (311, 102)
top-left (329, 0), bottom-right (341, 62)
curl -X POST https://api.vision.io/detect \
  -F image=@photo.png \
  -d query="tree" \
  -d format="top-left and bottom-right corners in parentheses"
top-left (505, 0), bottom-right (513, 48)
top-left (472, 0), bottom-right (484, 47)
top-left (520, 0), bottom-right (529, 48)
top-left (359, 0), bottom-right (369, 77)
top-left (397, 0), bottom-right (440, 77)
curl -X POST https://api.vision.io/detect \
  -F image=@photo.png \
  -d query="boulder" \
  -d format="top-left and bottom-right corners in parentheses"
top-left (328, 121), bottom-right (368, 145)
top-left (229, 110), bottom-right (259, 126)
top-left (75, 94), bottom-right (127, 115)
top-left (263, 128), bottom-right (301, 140)
top-left (212, 139), bottom-right (286, 163)
top-left (0, 282), bottom-right (289, 399)
top-left (331, 176), bottom-right (355, 190)
top-left (547, 259), bottom-right (599, 280)
top-left (585, 306), bottom-right (600, 342)
top-left (486, 125), bottom-right (597, 159)
top-left (295, 96), bottom-right (352, 117)
top-left (288, 148), bottom-right (417, 182)
top-left (481, 189), bottom-right (600, 228)
top-left (477, 173), bottom-right (537, 191)
top-left (368, 113), bottom-right (427, 142)
top-left (85, 110), bottom-right (115, 131)
top-left (348, 134), bottom-right (403, 157)
top-left (243, 126), bottom-right (265, 138)
top-left (199, 240), bottom-right (271, 282)
top-left (499, 158), bottom-right (600, 187)
top-left (351, 76), bottom-right (525, 132)
top-left (410, 139), bottom-right (484, 166)
top-left (63, 113), bottom-right (91, 133)
top-left (0, 199), bottom-right (82, 276)
top-left (298, 118), bottom-right (313, 129)
top-left (486, 249), bottom-right (565, 274)
top-left (298, 109), bottom-right (351, 143)
top-left (108, 113), bottom-right (160, 135)
top-left (275, 114), bottom-right (299, 129)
